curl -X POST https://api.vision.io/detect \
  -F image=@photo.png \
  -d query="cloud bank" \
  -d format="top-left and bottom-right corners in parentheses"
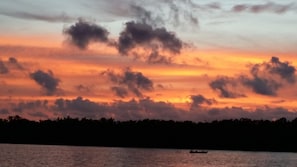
top-left (2, 96), bottom-right (297, 122)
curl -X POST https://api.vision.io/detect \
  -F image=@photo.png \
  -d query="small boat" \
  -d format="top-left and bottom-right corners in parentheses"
top-left (189, 150), bottom-right (208, 154)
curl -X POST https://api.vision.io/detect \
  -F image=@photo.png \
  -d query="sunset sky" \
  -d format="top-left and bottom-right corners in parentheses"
top-left (1, 0), bottom-right (297, 121)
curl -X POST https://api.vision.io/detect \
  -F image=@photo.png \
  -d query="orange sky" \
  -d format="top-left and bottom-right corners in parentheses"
top-left (1, 0), bottom-right (297, 121)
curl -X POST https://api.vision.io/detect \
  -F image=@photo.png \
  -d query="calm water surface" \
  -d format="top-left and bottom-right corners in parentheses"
top-left (0, 144), bottom-right (296, 167)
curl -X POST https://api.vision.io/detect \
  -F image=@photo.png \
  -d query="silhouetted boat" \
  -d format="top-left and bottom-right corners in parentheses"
top-left (189, 150), bottom-right (208, 154)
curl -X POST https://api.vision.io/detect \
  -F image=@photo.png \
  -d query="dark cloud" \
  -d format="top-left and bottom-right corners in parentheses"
top-left (30, 70), bottom-right (60, 95)
top-left (240, 75), bottom-right (281, 96)
top-left (0, 57), bottom-right (24, 74)
top-left (0, 11), bottom-right (74, 23)
top-left (190, 94), bottom-right (216, 109)
top-left (8, 57), bottom-right (24, 70)
top-left (12, 100), bottom-right (48, 113)
top-left (3, 96), bottom-right (297, 121)
top-left (8, 57), bottom-right (17, 64)
top-left (0, 60), bottom-right (9, 74)
top-left (54, 96), bottom-right (109, 118)
top-left (75, 84), bottom-right (91, 93)
top-left (146, 50), bottom-right (172, 64)
top-left (74, 84), bottom-right (94, 93)
top-left (28, 111), bottom-right (49, 119)
top-left (53, 97), bottom-right (181, 120)
top-left (241, 56), bottom-right (296, 96)
top-left (232, 2), bottom-right (294, 14)
top-left (118, 21), bottom-right (182, 55)
top-left (102, 68), bottom-right (153, 98)
top-left (111, 86), bottom-right (129, 98)
top-left (204, 106), bottom-right (297, 121)
top-left (210, 57), bottom-right (296, 97)
top-left (61, 5), bottom-right (185, 64)
top-left (63, 19), bottom-right (110, 49)
top-left (111, 98), bottom-right (183, 120)
top-left (0, 108), bottom-right (9, 115)
top-left (53, 97), bottom-right (182, 120)
top-left (209, 76), bottom-right (245, 98)
top-left (267, 56), bottom-right (296, 83)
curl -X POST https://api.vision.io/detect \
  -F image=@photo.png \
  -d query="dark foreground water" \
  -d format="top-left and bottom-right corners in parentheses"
top-left (0, 144), bottom-right (296, 167)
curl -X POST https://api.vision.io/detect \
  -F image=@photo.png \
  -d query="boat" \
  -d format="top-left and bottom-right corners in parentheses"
top-left (189, 150), bottom-right (208, 154)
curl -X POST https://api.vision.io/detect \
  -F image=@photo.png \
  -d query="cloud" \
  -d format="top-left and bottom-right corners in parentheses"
top-left (118, 21), bottom-right (182, 55)
top-left (101, 67), bottom-right (154, 98)
top-left (242, 56), bottom-right (296, 96)
top-left (210, 57), bottom-right (297, 97)
top-left (162, 0), bottom-right (199, 27)
top-left (0, 108), bottom-right (9, 115)
top-left (0, 60), bottom-right (9, 74)
top-left (28, 111), bottom-right (49, 119)
top-left (75, 84), bottom-right (91, 93)
top-left (8, 57), bottom-right (24, 70)
top-left (209, 76), bottom-right (245, 98)
top-left (112, 98), bottom-right (183, 120)
top-left (268, 56), bottom-right (296, 83)
top-left (63, 19), bottom-right (110, 49)
top-left (146, 50), bottom-right (172, 64)
top-left (61, 4), bottom-right (185, 64)
top-left (4, 97), bottom-right (297, 121)
top-left (51, 96), bottom-right (183, 120)
top-left (8, 57), bottom-right (17, 64)
top-left (54, 96), bottom-right (110, 118)
top-left (1, 100), bottom-right (50, 119)
top-left (240, 75), bottom-right (281, 96)
top-left (130, 4), bottom-right (164, 27)
top-left (190, 94), bottom-right (216, 109)
top-left (111, 86), bottom-right (129, 98)
top-left (232, 2), bottom-right (295, 14)
top-left (0, 57), bottom-right (25, 74)
top-left (30, 70), bottom-right (60, 95)
top-left (0, 11), bottom-right (74, 23)
top-left (204, 106), bottom-right (297, 121)
top-left (11, 100), bottom-right (49, 113)
top-left (98, 0), bottom-right (199, 27)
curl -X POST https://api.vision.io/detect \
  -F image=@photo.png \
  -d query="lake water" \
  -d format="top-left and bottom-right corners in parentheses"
top-left (0, 144), bottom-right (296, 167)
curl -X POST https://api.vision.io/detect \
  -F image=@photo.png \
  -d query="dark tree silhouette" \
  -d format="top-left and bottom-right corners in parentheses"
top-left (0, 115), bottom-right (296, 152)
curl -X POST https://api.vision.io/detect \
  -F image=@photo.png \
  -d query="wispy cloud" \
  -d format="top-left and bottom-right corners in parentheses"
top-left (0, 11), bottom-right (75, 23)
top-left (232, 2), bottom-right (296, 14)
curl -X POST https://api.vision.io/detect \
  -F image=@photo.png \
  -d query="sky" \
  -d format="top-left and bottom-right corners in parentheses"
top-left (1, 0), bottom-right (297, 121)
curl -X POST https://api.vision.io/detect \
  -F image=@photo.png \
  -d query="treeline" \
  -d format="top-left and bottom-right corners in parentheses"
top-left (1, 115), bottom-right (297, 152)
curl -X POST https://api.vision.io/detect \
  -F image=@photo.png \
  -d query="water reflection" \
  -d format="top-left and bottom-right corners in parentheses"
top-left (0, 144), bottom-right (296, 167)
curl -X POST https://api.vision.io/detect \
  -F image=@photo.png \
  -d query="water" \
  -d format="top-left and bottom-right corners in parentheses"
top-left (0, 144), bottom-right (296, 167)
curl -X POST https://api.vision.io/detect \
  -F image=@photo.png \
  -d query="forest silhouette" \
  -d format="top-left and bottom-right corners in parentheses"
top-left (1, 115), bottom-right (297, 152)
